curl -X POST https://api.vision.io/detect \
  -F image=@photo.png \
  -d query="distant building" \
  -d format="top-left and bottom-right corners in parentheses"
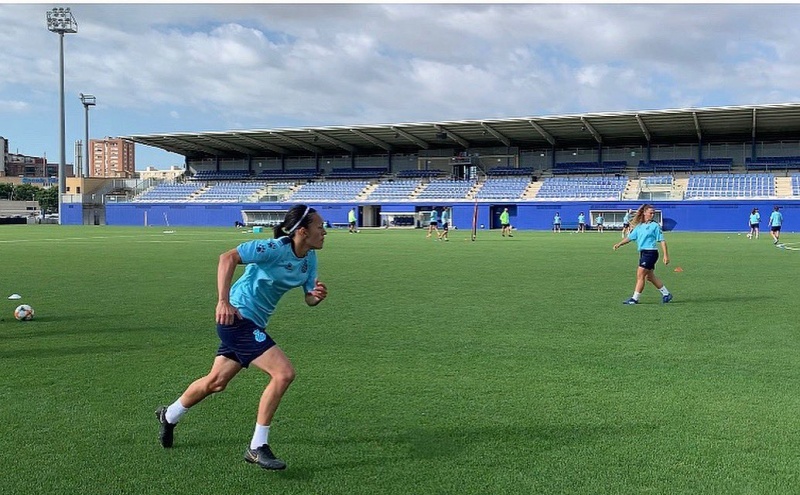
top-left (138, 165), bottom-right (185, 181)
top-left (0, 135), bottom-right (73, 178)
top-left (90, 137), bottom-right (135, 178)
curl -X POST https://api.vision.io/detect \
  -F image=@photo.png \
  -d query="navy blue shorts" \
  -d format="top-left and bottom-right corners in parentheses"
top-left (771, 226), bottom-right (781, 232)
top-left (442, 222), bottom-right (449, 231)
top-left (750, 223), bottom-right (759, 229)
top-left (638, 250), bottom-right (659, 270)
top-left (216, 316), bottom-right (276, 368)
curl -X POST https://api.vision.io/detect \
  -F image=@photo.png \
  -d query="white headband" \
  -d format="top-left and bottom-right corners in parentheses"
top-left (286, 206), bottom-right (311, 234)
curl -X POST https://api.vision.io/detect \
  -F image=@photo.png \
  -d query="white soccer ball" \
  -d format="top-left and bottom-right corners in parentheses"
top-left (14, 304), bottom-right (34, 321)
top-left (746, 233), bottom-right (752, 238)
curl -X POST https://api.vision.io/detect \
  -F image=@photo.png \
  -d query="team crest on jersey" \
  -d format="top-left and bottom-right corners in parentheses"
top-left (267, 240), bottom-right (278, 249)
top-left (301, 260), bottom-right (308, 273)
top-left (256, 243), bottom-right (266, 253)
top-left (286, 262), bottom-right (293, 271)
top-left (253, 329), bottom-right (267, 343)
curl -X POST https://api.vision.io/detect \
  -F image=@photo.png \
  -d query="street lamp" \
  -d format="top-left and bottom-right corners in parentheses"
top-left (46, 7), bottom-right (78, 224)
top-left (80, 93), bottom-right (96, 178)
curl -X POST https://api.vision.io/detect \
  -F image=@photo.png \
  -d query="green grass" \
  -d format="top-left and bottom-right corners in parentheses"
top-left (2, 225), bottom-right (800, 494)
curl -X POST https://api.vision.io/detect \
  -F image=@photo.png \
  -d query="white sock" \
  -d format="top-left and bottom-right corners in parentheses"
top-left (166, 399), bottom-right (189, 424)
top-left (250, 424), bottom-right (270, 450)
top-left (659, 286), bottom-right (670, 296)
top-left (632, 291), bottom-right (641, 301)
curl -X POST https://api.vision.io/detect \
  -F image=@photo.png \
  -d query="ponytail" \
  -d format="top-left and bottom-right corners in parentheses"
top-left (630, 204), bottom-right (652, 228)
top-left (274, 204), bottom-right (315, 238)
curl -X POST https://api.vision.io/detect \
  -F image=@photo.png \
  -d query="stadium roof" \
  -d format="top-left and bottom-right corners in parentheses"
top-left (123, 103), bottom-right (800, 160)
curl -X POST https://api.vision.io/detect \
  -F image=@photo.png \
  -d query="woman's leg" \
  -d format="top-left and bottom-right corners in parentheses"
top-left (249, 346), bottom-right (296, 426)
top-left (179, 355), bottom-right (243, 408)
top-left (646, 271), bottom-right (663, 290)
top-left (157, 355), bottom-right (242, 448)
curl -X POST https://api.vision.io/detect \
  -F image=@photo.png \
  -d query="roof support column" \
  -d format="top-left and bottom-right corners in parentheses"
top-left (751, 108), bottom-right (757, 160)
top-left (697, 138), bottom-right (703, 163)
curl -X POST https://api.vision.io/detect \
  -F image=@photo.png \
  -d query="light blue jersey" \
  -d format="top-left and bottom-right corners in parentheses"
top-left (553, 214), bottom-right (561, 225)
top-left (623, 213), bottom-right (631, 224)
top-left (441, 209), bottom-right (449, 224)
top-left (769, 211), bottom-right (783, 227)
top-left (229, 237), bottom-right (318, 329)
top-left (750, 213), bottom-right (760, 224)
top-left (430, 210), bottom-right (439, 223)
top-left (578, 213), bottom-right (585, 223)
top-left (627, 221), bottom-right (665, 251)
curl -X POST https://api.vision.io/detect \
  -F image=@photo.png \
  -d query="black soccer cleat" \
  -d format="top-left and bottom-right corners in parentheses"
top-left (244, 444), bottom-right (287, 470)
top-left (155, 406), bottom-right (176, 448)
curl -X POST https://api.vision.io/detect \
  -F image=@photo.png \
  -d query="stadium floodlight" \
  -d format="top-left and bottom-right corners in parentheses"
top-left (80, 93), bottom-right (95, 178)
top-left (47, 7), bottom-right (78, 224)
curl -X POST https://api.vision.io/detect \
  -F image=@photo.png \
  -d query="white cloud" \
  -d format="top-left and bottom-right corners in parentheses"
top-left (4, 3), bottom-right (800, 164)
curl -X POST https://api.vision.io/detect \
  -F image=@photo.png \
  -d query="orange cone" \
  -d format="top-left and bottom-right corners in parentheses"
top-left (673, 267), bottom-right (683, 272)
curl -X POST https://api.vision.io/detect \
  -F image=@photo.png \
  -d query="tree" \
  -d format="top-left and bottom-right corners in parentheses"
top-left (12, 184), bottom-right (40, 201)
top-left (35, 186), bottom-right (58, 214)
top-left (0, 183), bottom-right (13, 200)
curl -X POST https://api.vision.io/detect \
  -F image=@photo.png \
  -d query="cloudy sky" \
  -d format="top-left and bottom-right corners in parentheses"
top-left (3, 3), bottom-right (800, 169)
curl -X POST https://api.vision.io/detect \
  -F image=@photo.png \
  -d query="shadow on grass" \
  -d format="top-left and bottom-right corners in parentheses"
top-left (1, 322), bottom-right (172, 340)
top-left (674, 294), bottom-right (772, 304)
top-left (0, 343), bottom-right (150, 359)
top-left (280, 422), bottom-right (659, 478)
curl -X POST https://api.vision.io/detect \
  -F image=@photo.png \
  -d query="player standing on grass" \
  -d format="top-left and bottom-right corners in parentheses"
top-left (500, 207), bottom-right (513, 237)
top-left (348, 207), bottom-right (358, 233)
top-left (769, 206), bottom-right (783, 245)
top-left (596, 213), bottom-right (604, 233)
top-left (748, 208), bottom-right (760, 239)
top-left (438, 207), bottom-right (450, 241)
top-left (426, 208), bottom-right (440, 238)
top-left (155, 204), bottom-right (328, 470)
top-left (621, 209), bottom-right (633, 237)
top-left (613, 204), bottom-right (673, 305)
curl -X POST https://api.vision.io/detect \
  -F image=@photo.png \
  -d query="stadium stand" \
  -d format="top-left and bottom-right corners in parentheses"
top-left (474, 177), bottom-right (531, 200)
top-left (552, 161), bottom-right (627, 175)
top-left (193, 182), bottom-right (266, 202)
top-left (637, 158), bottom-right (733, 174)
top-left (325, 167), bottom-right (388, 179)
top-left (256, 169), bottom-right (320, 180)
top-left (415, 178), bottom-right (477, 200)
top-left (133, 183), bottom-right (203, 202)
top-left (366, 179), bottom-right (422, 200)
top-left (190, 170), bottom-right (251, 181)
top-left (745, 156), bottom-right (800, 172)
top-left (791, 174), bottom-right (800, 196)
top-left (486, 166), bottom-right (533, 177)
top-left (684, 173), bottom-right (775, 199)
top-left (641, 175), bottom-right (674, 186)
top-left (284, 180), bottom-right (370, 202)
top-left (535, 176), bottom-right (628, 200)
top-left (396, 169), bottom-right (445, 179)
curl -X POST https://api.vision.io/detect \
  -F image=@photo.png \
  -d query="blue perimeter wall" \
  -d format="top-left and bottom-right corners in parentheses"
top-left (91, 201), bottom-right (799, 232)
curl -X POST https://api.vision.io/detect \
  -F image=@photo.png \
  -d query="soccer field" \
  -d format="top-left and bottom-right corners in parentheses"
top-left (2, 225), bottom-right (799, 494)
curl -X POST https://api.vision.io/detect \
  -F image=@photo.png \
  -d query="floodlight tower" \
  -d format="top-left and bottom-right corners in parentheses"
top-left (46, 7), bottom-right (78, 224)
top-left (80, 93), bottom-right (96, 177)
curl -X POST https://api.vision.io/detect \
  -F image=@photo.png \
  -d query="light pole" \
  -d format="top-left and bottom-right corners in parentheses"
top-left (80, 93), bottom-right (95, 178)
top-left (46, 7), bottom-right (77, 224)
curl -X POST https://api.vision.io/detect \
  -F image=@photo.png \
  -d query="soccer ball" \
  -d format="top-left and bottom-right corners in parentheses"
top-left (746, 233), bottom-right (752, 239)
top-left (14, 304), bottom-right (34, 321)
